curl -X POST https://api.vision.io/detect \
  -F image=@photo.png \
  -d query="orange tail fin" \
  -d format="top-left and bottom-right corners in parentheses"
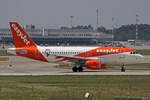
top-left (9, 22), bottom-right (36, 48)
top-left (9, 22), bottom-right (48, 62)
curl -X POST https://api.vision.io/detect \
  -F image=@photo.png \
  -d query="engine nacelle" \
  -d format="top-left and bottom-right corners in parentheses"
top-left (86, 60), bottom-right (107, 70)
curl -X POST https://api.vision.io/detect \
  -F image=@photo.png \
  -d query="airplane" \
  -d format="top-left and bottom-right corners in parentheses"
top-left (7, 22), bottom-right (144, 72)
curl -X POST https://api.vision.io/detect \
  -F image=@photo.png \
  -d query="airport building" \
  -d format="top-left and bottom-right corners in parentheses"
top-left (0, 25), bottom-right (112, 46)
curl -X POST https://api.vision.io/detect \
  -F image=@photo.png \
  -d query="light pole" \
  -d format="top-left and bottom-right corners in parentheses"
top-left (96, 9), bottom-right (99, 31)
top-left (112, 17), bottom-right (114, 43)
top-left (70, 16), bottom-right (74, 28)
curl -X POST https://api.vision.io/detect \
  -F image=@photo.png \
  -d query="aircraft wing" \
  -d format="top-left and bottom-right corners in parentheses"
top-left (54, 55), bottom-right (99, 63)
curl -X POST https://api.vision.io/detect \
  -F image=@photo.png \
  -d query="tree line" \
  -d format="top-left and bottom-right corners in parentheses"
top-left (98, 24), bottom-right (150, 41)
top-left (60, 24), bottom-right (150, 41)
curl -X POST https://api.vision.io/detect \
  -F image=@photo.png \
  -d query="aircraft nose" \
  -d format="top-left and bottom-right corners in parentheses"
top-left (136, 54), bottom-right (144, 59)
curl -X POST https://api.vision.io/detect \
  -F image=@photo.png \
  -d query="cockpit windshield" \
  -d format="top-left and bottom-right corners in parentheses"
top-left (130, 52), bottom-right (138, 54)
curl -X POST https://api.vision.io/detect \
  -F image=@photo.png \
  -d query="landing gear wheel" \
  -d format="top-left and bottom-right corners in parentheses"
top-left (121, 64), bottom-right (125, 72)
top-left (78, 67), bottom-right (83, 72)
top-left (72, 67), bottom-right (78, 72)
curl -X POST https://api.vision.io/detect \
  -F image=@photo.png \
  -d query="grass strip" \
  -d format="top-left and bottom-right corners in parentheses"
top-left (0, 75), bottom-right (149, 100)
top-left (0, 50), bottom-right (14, 56)
top-left (136, 49), bottom-right (150, 55)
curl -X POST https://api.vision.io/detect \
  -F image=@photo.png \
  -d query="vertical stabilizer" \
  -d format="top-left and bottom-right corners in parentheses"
top-left (9, 22), bottom-right (36, 48)
top-left (9, 22), bottom-right (48, 62)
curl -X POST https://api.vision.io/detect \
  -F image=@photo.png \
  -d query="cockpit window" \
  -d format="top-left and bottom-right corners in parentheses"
top-left (130, 52), bottom-right (137, 54)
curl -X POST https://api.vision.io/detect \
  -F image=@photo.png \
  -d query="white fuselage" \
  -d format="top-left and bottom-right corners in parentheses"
top-left (8, 46), bottom-right (143, 65)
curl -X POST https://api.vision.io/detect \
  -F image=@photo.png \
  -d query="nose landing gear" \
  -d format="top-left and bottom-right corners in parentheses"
top-left (121, 64), bottom-right (125, 72)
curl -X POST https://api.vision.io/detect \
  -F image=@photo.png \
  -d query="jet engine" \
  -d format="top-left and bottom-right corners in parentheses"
top-left (86, 60), bottom-right (107, 70)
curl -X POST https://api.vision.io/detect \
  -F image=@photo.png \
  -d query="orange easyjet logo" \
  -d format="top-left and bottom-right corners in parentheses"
top-left (96, 49), bottom-right (118, 53)
top-left (12, 24), bottom-right (30, 45)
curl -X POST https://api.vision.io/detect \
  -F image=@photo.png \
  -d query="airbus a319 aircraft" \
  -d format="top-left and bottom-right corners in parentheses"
top-left (8, 22), bottom-right (144, 72)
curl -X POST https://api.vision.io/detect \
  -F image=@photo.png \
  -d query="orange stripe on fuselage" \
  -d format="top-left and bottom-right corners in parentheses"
top-left (56, 56), bottom-right (65, 59)
top-left (75, 47), bottom-right (135, 58)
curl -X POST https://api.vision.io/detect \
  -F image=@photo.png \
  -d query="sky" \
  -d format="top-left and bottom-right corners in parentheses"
top-left (0, 0), bottom-right (150, 29)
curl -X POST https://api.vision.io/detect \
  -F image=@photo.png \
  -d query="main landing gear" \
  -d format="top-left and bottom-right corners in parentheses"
top-left (121, 64), bottom-right (125, 72)
top-left (72, 66), bottom-right (83, 72)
